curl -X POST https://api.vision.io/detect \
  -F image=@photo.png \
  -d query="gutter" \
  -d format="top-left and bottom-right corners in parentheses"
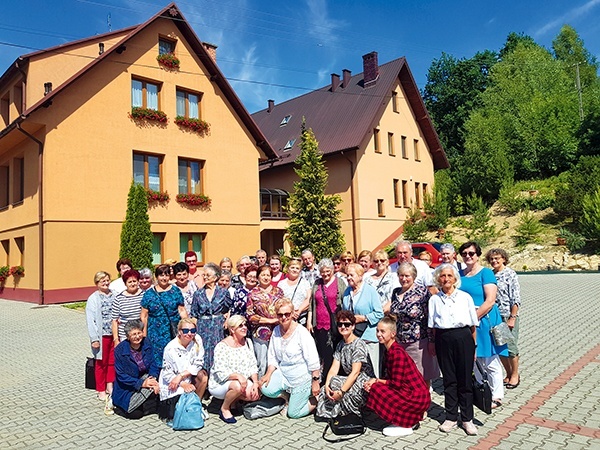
top-left (16, 123), bottom-right (44, 305)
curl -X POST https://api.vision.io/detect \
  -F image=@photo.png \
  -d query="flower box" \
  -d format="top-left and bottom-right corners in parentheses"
top-left (146, 189), bottom-right (170, 203)
top-left (0, 265), bottom-right (9, 284)
top-left (174, 116), bottom-right (210, 136)
top-left (157, 52), bottom-right (180, 70)
top-left (176, 193), bottom-right (211, 208)
top-left (9, 265), bottom-right (24, 277)
top-left (129, 107), bottom-right (168, 123)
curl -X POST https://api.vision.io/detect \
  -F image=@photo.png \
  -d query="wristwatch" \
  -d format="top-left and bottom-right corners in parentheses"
top-left (312, 375), bottom-right (320, 381)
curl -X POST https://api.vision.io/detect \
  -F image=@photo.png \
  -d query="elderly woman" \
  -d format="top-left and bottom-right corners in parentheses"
top-left (486, 248), bottom-right (521, 389)
top-left (138, 268), bottom-right (154, 292)
top-left (364, 315), bottom-right (431, 437)
top-left (259, 299), bottom-right (321, 419)
top-left (231, 256), bottom-right (251, 290)
top-left (172, 262), bottom-right (197, 315)
top-left (419, 251), bottom-right (433, 268)
top-left (190, 262), bottom-right (232, 375)
top-left (112, 320), bottom-right (160, 419)
top-left (390, 262), bottom-right (439, 391)
top-left (247, 265), bottom-right (285, 377)
top-left (209, 315), bottom-right (260, 424)
top-left (141, 265), bottom-right (187, 369)
top-left (343, 263), bottom-right (384, 377)
top-left (316, 310), bottom-right (374, 419)
top-left (277, 257), bottom-right (311, 325)
top-left (459, 241), bottom-right (508, 410)
top-left (112, 269), bottom-right (144, 343)
top-left (218, 270), bottom-right (236, 298)
top-left (269, 255), bottom-right (286, 286)
top-left (158, 318), bottom-right (208, 423)
top-left (364, 249), bottom-right (400, 312)
top-left (230, 264), bottom-right (258, 317)
top-left (357, 250), bottom-right (376, 277)
top-left (429, 264), bottom-right (479, 435)
top-left (307, 258), bottom-right (347, 379)
top-left (86, 271), bottom-right (115, 412)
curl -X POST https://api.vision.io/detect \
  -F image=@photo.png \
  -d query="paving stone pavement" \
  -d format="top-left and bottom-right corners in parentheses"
top-left (1, 272), bottom-right (599, 449)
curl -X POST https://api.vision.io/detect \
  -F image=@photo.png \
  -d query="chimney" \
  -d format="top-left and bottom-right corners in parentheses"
top-left (98, 42), bottom-right (104, 55)
top-left (44, 82), bottom-right (52, 96)
top-left (331, 73), bottom-right (340, 92)
top-left (267, 99), bottom-right (275, 113)
top-left (342, 69), bottom-right (351, 88)
top-left (362, 51), bottom-right (379, 86)
top-left (202, 42), bottom-right (218, 62)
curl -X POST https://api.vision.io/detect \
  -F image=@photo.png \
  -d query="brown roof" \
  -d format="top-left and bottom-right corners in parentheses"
top-left (1, 2), bottom-right (276, 160)
top-left (254, 57), bottom-right (448, 170)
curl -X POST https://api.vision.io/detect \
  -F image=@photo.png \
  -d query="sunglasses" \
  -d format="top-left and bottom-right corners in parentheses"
top-left (461, 251), bottom-right (477, 257)
top-left (373, 259), bottom-right (387, 263)
top-left (237, 323), bottom-right (247, 329)
top-left (341, 258), bottom-right (352, 262)
top-left (337, 322), bottom-right (353, 328)
top-left (333, 261), bottom-right (341, 265)
top-left (277, 312), bottom-right (292, 319)
top-left (181, 328), bottom-right (197, 334)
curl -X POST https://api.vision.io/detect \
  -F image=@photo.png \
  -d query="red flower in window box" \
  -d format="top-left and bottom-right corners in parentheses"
top-left (9, 265), bottom-right (25, 277)
top-left (156, 52), bottom-right (180, 70)
top-left (146, 189), bottom-right (170, 203)
top-left (0, 265), bottom-right (9, 284)
top-left (176, 193), bottom-right (211, 208)
top-left (174, 116), bottom-right (210, 136)
top-left (129, 107), bottom-right (168, 123)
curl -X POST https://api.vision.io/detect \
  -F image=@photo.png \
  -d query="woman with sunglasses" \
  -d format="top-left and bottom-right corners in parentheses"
top-left (209, 315), bottom-right (260, 423)
top-left (364, 250), bottom-right (400, 313)
top-left (315, 310), bottom-right (374, 419)
top-left (458, 241), bottom-right (508, 410)
top-left (277, 258), bottom-right (311, 325)
top-left (260, 299), bottom-right (321, 419)
top-left (157, 318), bottom-right (208, 423)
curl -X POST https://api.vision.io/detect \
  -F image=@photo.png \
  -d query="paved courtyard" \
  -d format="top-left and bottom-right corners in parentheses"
top-left (1, 272), bottom-right (599, 449)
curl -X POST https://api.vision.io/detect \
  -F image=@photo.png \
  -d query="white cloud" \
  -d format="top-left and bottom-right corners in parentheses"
top-left (534, 0), bottom-right (600, 37)
top-left (305, 0), bottom-right (346, 45)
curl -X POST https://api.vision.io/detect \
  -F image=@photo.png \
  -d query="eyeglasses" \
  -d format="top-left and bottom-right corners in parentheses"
top-left (333, 261), bottom-right (341, 265)
top-left (341, 258), bottom-right (352, 262)
top-left (181, 328), bottom-right (197, 334)
top-left (461, 251), bottom-right (477, 257)
top-left (337, 322), bottom-right (353, 328)
top-left (277, 312), bottom-right (292, 319)
top-left (373, 259), bottom-right (387, 263)
top-left (185, 260), bottom-right (197, 265)
top-left (237, 323), bottom-right (247, 329)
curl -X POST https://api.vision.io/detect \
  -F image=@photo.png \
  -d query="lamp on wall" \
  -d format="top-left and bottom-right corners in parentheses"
top-left (99, 43), bottom-right (105, 55)
top-left (44, 82), bottom-right (52, 96)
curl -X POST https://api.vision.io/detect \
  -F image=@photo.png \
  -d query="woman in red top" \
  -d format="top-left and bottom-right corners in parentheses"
top-left (364, 314), bottom-right (431, 437)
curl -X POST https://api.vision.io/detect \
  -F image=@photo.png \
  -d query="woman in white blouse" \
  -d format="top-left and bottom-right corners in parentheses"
top-left (364, 249), bottom-right (400, 312)
top-left (259, 299), bottom-right (321, 419)
top-left (209, 315), bottom-right (260, 424)
top-left (277, 258), bottom-right (311, 325)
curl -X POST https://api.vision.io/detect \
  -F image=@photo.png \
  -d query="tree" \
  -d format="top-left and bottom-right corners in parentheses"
top-left (286, 123), bottom-right (345, 260)
top-left (120, 181), bottom-right (154, 269)
top-left (499, 32), bottom-right (537, 58)
top-left (554, 156), bottom-right (600, 221)
top-left (552, 25), bottom-right (599, 90)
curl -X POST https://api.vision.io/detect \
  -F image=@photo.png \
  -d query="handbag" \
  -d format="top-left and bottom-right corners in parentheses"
top-left (172, 392), bottom-right (204, 430)
top-left (491, 321), bottom-right (514, 346)
top-left (242, 396), bottom-right (286, 420)
top-left (322, 413), bottom-right (365, 442)
top-left (85, 357), bottom-right (96, 390)
top-left (472, 360), bottom-right (492, 414)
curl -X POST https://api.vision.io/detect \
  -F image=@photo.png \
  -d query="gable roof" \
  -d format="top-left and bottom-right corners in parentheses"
top-left (254, 56), bottom-right (448, 170)
top-left (0, 2), bottom-right (276, 159)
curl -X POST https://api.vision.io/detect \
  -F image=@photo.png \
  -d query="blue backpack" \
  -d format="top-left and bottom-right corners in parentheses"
top-left (172, 392), bottom-right (204, 431)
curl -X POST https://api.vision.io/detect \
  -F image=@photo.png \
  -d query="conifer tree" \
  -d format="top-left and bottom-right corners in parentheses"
top-left (286, 123), bottom-right (345, 260)
top-left (119, 181), bottom-right (154, 269)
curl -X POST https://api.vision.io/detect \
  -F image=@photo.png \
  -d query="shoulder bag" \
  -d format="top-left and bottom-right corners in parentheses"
top-left (473, 359), bottom-right (492, 414)
top-left (322, 413), bottom-right (365, 442)
top-left (85, 357), bottom-right (96, 390)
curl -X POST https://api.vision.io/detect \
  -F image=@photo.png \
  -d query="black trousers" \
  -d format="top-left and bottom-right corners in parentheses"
top-left (314, 328), bottom-right (339, 381)
top-left (435, 327), bottom-right (475, 422)
top-left (115, 393), bottom-right (158, 420)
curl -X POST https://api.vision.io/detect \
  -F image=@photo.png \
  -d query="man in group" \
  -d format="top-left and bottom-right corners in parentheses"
top-left (390, 241), bottom-right (436, 294)
top-left (300, 248), bottom-right (320, 285)
top-left (439, 243), bottom-right (465, 271)
top-left (109, 258), bottom-right (132, 294)
top-left (184, 251), bottom-right (205, 289)
top-left (255, 249), bottom-right (268, 267)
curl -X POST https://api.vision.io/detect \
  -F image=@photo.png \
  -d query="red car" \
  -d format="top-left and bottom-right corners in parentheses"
top-left (389, 242), bottom-right (443, 268)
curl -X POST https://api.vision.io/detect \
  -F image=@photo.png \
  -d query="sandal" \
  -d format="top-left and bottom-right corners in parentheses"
top-left (491, 400), bottom-right (502, 409)
top-left (506, 376), bottom-right (520, 389)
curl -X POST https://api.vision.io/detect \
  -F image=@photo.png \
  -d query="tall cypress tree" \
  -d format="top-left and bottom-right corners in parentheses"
top-left (119, 181), bottom-right (154, 269)
top-left (286, 123), bottom-right (345, 260)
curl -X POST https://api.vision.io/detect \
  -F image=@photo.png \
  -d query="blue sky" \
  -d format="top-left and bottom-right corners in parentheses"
top-left (1, 0), bottom-right (600, 113)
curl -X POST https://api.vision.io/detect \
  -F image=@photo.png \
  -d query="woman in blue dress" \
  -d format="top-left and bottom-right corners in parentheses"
top-left (190, 262), bottom-right (232, 374)
top-left (140, 264), bottom-right (187, 369)
top-left (459, 241), bottom-right (508, 409)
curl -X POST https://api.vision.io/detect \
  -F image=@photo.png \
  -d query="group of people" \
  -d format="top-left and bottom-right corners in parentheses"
top-left (85, 241), bottom-right (521, 438)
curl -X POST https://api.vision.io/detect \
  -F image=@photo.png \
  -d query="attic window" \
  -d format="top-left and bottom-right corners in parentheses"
top-left (280, 115), bottom-right (291, 127)
top-left (159, 38), bottom-right (175, 55)
top-left (283, 139), bottom-right (296, 151)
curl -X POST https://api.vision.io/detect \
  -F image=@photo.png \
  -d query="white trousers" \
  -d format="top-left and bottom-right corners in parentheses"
top-left (474, 355), bottom-right (504, 400)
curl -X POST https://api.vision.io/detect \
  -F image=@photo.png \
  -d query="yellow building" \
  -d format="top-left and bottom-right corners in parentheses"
top-left (0, 3), bottom-right (276, 304)
top-left (255, 52), bottom-right (449, 255)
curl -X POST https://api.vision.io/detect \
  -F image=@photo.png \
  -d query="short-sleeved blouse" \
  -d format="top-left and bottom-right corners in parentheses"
top-left (494, 267), bottom-right (521, 318)
top-left (246, 286), bottom-right (284, 341)
top-left (390, 283), bottom-right (431, 344)
top-left (208, 341), bottom-right (258, 391)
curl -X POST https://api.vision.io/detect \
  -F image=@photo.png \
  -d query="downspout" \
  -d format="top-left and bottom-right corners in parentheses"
top-left (16, 123), bottom-right (44, 305)
top-left (341, 151), bottom-right (358, 255)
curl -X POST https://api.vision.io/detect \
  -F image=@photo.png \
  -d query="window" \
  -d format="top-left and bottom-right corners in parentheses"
top-left (414, 139), bottom-right (420, 161)
top-left (176, 89), bottom-right (201, 119)
top-left (393, 179), bottom-right (400, 207)
top-left (388, 132), bottom-right (395, 156)
top-left (152, 233), bottom-right (165, 266)
top-left (131, 78), bottom-right (160, 110)
top-left (158, 38), bottom-right (175, 55)
top-left (280, 115), bottom-right (291, 127)
top-left (1, 239), bottom-right (8, 265)
top-left (13, 157), bottom-right (24, 204)
top-left (392, 91), bottom-right (399, 113)
top-left (415, 182), bottom-right (422, 208)
top-left (260, 188), bottom-right (289, 218)
top-left (402, 180), bottom-right (408, 207)
top-left (15, 237), bottom-right (24, 266)
top-left (180, 233), bottom-right (204, 262)
top-left (374, 129), bottom-right (380, 153)
top-left (0, 164), bottom-right (8, 209)
top-left (133, 152), bottom-right (162, 191)
top-left (423, 183), bottom-right (429, 199)
top-left (283, 139), bottom-right (296, 151)
top-left (178, 158), bottom-right (203, 194)
top-left (377, 199), bottom-right (385, 217)
top-left (401, 136), bottom-right (407, 159)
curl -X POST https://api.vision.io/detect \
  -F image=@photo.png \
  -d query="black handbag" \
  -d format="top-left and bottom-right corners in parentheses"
top-left (322, 413), bottom-right (365, 442)
top-left (473, 360), bottom-right (492, 414)
top-left (85, 357), bottom-right (96, 390)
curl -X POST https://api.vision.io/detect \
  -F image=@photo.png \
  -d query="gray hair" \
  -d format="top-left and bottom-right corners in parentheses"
top-left (440, 243), bottom-right (456, 253)
top-left (204, 262), bottom-right (221, 278)
top-left (220, 270), bottom-right (232, 280)
top-left (395, 240), bottom-right (412, 253)
top-left (318, 258), bottom-right (334, 271)
top-left (486, 248), bottom-right (510, 264)
top-left (301, 248), bottom-right (314, 257)
top-left (433, 263), bottom-right (461, 289)
top-left (138, 267), bottom-right (153, 279)
top-left (397, 262), bottom-right (417, 279)
top-left (124, 319), bottom-right (144, 338)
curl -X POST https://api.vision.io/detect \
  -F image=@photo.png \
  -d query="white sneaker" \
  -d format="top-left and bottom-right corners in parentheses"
top-left (438, 420), bottom-right (457, 433)
top-left (383, 426), bottom-right (414, 437)
top-left (104, 395), bottom-right (114, 415)
top-left (201, 406), bottom-right (209, 420)
top-left (461, 420), bottom-right (478, 435)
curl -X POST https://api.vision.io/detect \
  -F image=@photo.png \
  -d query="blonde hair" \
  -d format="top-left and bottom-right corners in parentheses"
top-left (346, 263), bottom-right (364, 277)
top-left (94, 271), bottom-right (111, 284)
top-left (274, 298), bottom-right (294, 313)
top-left (357, 250), bottom-right (372, 261)
top-left (227, 315), bottom-right (246, 330)
top-left (177, 317), bottom-right (197, 331)
top-left (373, 249), bottom-right (388, 261)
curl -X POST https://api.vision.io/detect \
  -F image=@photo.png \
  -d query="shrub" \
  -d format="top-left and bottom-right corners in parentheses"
top-left (581, 187), bottom-right (600, 242)
top-left (498, 185), bottom-right (527, 214)
top-left (423, 192), bottom-right (450, 230)
top-left (558, 228), bottom-right (586, 252)
top-left (402, 205), bottom-right (428, 242)
top-left (514, 210), bottom-right (544, 246)
top-left (529, 193), bottom-right (554, 210)
top-left (554, 156), bottom-right (600, 221)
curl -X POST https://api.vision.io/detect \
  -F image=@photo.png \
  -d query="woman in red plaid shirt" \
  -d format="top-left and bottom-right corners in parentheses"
top-left (364, 315), bottom-right (431, 437)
